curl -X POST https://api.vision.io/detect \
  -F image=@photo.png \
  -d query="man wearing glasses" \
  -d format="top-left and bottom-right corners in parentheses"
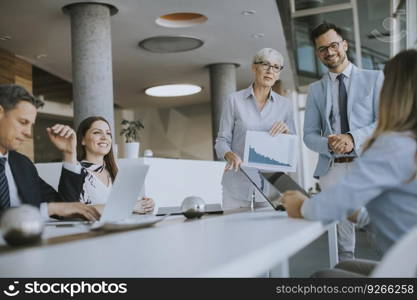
top-left (303, 23), bottom-right (384, 261)
top-left (215, 48), bottom-right (295, 210)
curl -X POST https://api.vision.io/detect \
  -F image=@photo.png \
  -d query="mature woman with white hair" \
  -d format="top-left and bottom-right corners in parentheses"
top-left (215, 48), bottom-right (296, 209)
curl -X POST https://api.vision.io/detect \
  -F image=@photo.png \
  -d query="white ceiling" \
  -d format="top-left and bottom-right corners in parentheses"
top-left (0, 0), bottom-right (294, 109)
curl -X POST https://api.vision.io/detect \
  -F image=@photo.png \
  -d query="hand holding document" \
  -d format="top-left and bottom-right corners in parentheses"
top-left (224, 151), bottom-right (243, 171)
top-left (243, 130), bottom-right (298, 172)
top-left (268, 121), bottom-right (290, 136)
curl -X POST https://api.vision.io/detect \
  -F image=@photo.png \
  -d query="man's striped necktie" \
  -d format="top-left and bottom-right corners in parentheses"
top-left (0, 157), bottom-right (11, 209)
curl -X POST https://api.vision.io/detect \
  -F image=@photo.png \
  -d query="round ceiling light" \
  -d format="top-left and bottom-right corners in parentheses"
top-left (139, 36), bottom-right (204, 53)
top-left (156, 12), bottom-right (207, 28)
top-left (145, 84), bottom-right (202, 97)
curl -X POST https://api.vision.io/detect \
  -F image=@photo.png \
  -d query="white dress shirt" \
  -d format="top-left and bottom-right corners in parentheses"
top-left (0, 152), bottom-right (49, 219)
top-left (63, 162), bottom-right (112, 204)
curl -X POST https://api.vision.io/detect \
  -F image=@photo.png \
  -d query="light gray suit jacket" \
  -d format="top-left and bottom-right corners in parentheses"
top-left (303, 64), bottom-right (384, 178)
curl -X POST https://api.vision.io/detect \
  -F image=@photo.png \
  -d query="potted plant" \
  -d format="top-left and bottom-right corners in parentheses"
top-left (120, 119), bottom-right (144, 158)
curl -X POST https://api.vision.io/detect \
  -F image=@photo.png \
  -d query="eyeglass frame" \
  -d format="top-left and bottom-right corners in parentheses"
top-left (254, 61), bottom-right (284, 73)
top-left (316, 40), bottom-right (345, 56)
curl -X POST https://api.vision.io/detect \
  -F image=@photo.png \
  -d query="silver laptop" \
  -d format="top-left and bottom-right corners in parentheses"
top-left (99, 160), bottom-right (149, 223)
top-left (47, 160), bottom-right (164, 229)
top-left (92, 160), bottom-right (164, 230)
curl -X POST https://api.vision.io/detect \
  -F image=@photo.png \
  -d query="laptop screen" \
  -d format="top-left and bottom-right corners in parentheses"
top-left (100, 161), bottom-right (149, 222)
top-left (240, 168), bottom-right (307, 210)
top-left (261, 172), bottom-right (308, 197)
top-left (240, 168), bottom-right (283, 210)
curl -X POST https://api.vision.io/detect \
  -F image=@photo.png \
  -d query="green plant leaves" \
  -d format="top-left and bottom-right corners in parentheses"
top-left (120, 119), bottom-right (144, 143)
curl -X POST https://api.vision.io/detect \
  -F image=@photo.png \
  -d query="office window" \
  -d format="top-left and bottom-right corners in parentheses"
top-left (391, 0), bottom-right (409, 55)
top-left (294, 0), bottom-right (350, 11)
top-left (293, 9), bottom-right (358, 85)
top-left (398, 1), bottom-right (407, 50)
top-left (357, 0), bottom-right (390, 69)
top-left (295, 26), bottom-right (317, 74)
top-left (290, 0), bottom-right (391, 87)
top-left (411, 0), bottom-right (417, 48)
top-left (361, 55), bottom-right (374, 70)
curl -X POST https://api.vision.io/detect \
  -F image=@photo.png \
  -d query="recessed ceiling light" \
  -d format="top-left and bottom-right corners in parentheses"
top-left (0, 35), bottom-right (11, 41)
top-left (242, 10), bottom-right (256, 16)
top-left (252, 33), bottom-right (264, 38)
top-left (145, 84), bottom-right (202, 97)
top-left (156, 12), bottom-right (207, 28)
top-left (139, 36), bottom-right (204, 53)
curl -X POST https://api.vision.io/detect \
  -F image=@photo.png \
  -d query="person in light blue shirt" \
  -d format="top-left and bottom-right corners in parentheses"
top-left (215, 48), bottom-right (296, 209)
top-left (282, 49), bottom-right (417, 277)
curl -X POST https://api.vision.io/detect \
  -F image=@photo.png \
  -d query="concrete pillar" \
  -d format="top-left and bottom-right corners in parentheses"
top-left (63, 3), bottom-right (118, 133)
top-left (208, 63), bottom-right (238, 159)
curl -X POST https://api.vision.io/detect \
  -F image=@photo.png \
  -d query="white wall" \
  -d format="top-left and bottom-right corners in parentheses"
top-left (294, 92), bottom-right (319, 192)
top-left (133, 103), bottom-right (214, 160)
top-left (114, 108), bottom-right (135, 158)
top-left (142, 157), bottom-right (225, 209)
top-left (35, 157), bottom-right (226, 210)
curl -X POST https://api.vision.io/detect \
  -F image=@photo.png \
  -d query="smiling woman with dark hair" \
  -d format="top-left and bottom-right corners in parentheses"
top-left (49, 116), bottom-right (154, 214)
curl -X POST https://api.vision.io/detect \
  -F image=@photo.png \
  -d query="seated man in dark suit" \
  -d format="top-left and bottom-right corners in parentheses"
top-left (0, 84), bottom-right (100, 221)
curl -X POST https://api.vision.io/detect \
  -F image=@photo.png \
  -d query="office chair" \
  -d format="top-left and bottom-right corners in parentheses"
top-left (371, 226), bottom-right (417, 277)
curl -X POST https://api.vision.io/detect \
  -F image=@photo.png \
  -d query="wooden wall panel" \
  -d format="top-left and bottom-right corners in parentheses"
top-left (14, 58), bottom-right (34, 160)
top-left (14, 57), bottom-right (32, 84)
top-left (0, 47), bottom-right (34, 160)
top-left (0, 48), bottom-right (15, 84)
top-left (15, 75), bottom-right (32, 93)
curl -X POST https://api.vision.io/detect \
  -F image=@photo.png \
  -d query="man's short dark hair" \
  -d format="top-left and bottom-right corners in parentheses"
top-left (0, 84), bottom-right (44, 111)
top-left (310, 22), bottom-right (344, 46)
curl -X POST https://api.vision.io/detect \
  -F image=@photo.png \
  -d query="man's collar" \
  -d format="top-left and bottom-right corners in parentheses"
top-left (328, 62), bottom-right (353, 82)
top-left (0, 151), bottom-right (9, 159)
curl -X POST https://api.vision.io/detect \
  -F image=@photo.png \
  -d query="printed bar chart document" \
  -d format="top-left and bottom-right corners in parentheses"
top-left (243, 131), bottom-right (298, 172)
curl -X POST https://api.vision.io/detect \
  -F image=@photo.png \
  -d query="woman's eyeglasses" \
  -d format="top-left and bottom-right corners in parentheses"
top-left (254, 62), bottom-right (284, 73)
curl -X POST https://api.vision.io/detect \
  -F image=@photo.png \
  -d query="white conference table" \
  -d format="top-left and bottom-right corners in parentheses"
top-left (0, 208), bottom-right (338, 277)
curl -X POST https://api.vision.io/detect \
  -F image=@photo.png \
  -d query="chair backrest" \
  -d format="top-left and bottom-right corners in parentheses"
top-left (371, 226), bottom-right (417, 277)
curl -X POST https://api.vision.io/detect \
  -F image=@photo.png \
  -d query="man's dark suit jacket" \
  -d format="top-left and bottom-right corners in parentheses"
top-left (7, 151), bottom-right (81, 208)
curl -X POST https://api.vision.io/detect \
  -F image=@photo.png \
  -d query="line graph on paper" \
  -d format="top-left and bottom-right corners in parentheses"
top-left (243, 131), bottom-right (298, 172)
